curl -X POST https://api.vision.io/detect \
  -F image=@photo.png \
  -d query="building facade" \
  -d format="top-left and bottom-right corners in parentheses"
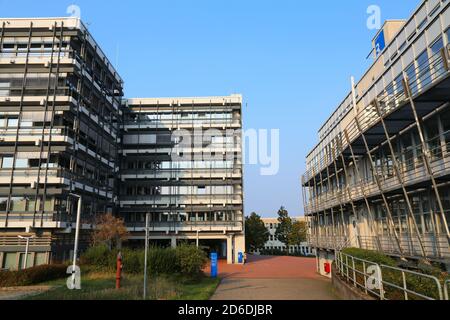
top-left (302, 0), bottom-right (450, 276)
top-left (252, 217), bottom-right (315, 256)
top-left (0, 18), bottom-right (244, 270)
top-left (120, 97), bottom-right (245, 264)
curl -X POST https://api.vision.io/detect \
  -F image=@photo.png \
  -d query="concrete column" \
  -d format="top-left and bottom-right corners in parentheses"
top-left (234, 234), bottom-right (246, 264)
top-left (226, 236), bottom-right (233, 264)
top-left (171, 237), bottom-right (177, 249)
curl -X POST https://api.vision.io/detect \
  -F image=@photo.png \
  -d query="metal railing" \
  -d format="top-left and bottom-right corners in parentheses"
top-left (335, 251), bottom-right (448, 300)
top-left (303, 44), bottom-right (450, 185)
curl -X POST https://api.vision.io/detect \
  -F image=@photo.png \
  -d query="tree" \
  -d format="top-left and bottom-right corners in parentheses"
top-left (92, 213), bottom-right (129, 250)
top-left (275, 206), bottom-right (292, 248)
top-left (245, 212), bottom-right (270, 252)
top-left (288, 220), bottom-right (308, 246)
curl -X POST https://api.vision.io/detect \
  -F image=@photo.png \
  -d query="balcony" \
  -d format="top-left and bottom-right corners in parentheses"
top-left (303, 45), bottom-right (450, 185)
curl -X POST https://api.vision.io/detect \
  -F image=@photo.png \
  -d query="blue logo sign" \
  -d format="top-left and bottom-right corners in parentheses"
top-left (210, 253), bottom-right (218, 278)
top-left (375, 30), bottom-right (386, 57)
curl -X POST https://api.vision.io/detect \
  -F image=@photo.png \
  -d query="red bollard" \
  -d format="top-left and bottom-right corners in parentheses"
top-left (116, 252), bottom-right (123, 289)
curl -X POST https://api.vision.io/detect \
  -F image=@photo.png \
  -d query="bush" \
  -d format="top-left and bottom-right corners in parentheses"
top-left (175, 245), bottom-right (208, 276)
top-left (340, 248), bottom-right (449, 300)
top-left (80, 244), bottom-right (116, 272)
top-left (147, 247), bottom-right (178, 275)
top-left (341, 248), bottom-right (397, 266)
top-left (0, 264), bottom-right (68, 287)
top-left (81, 244), bottom-right (209, 277)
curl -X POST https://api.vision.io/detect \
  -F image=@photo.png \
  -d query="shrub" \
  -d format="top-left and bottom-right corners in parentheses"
top-left (81, 245), bottom-right (208, 277)
top-left (121, 249), bottom-right (144, 274)
top-left (340, 248), bottom-right (448, 300)
top-left (0, 264), bottom-right (68, 287)
top-left (341, 248), bottom-right (397, 266)
top-left (147, 247), bottom-right (178, 275)
top-left (80, 244), bottom-right (116, 272)
top-left (175, 245), bottom-right (207, 276)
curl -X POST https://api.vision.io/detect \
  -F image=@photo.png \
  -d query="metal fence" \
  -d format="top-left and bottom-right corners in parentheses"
top-left (335, 251), bottom-right (448, 300)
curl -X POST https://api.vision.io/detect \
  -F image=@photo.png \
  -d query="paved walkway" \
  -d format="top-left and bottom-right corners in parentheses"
top-left (210, 256), bottom-right (338, 300)
top-left (0, 286), bottom-right (54, 300)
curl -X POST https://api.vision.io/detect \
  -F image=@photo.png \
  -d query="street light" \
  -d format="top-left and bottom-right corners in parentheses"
top-left (69, 193), bottom-right (82, 289)
top-left (18, 235), bottom-right (34, 270)
top-left (143, 213), bottom-right (149, 300)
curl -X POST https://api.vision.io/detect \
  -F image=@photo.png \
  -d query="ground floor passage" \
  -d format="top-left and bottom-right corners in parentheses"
top-left (0, 234), bottom-right (245, 270)
top-left (210, 255), bottom-right (338, 300)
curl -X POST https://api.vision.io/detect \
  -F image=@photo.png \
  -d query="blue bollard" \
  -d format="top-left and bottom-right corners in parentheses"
top-left (210, 253), bottom-right (218, 278)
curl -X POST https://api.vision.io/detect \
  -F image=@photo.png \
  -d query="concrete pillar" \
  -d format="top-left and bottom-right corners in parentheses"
top-left (171, 237), bottom-right (177, 249)
top-left (234, 234), bottom-right (246, 264)
top-left (226, 236), bottom-right (233, 264)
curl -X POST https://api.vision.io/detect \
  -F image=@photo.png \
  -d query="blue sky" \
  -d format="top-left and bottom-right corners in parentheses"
top-left (0, 0), bottom-right (417, 217)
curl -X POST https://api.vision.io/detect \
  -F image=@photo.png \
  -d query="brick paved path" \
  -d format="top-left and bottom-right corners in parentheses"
top-left (210, 255), bottom-right (338, 300)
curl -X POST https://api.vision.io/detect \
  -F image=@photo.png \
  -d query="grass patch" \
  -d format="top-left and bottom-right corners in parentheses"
top-left (26, 272), bottom-right (219, 300)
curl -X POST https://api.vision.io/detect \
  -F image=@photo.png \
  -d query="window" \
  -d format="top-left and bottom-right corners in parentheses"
top-left (430, 37), bottom-right (444, 79)
top-left (15, 159), bottom-right (28, 168)
top-left (446, 29), bottom-right (450, 45)
top-left (2, 157), bottom-right (14, 169)
top-left (7, 117), bottom-right (19, 127)
top-left (0, 198), bottom-right (7, 211)
top-left (405, 63), bottom-right (418, 95)
top-left (416, 50), bottom-right (431, 89)
top-left (197, 186), bottom-right (206, 195)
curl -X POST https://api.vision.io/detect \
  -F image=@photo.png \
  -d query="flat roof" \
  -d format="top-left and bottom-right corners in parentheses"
top-left (125, 95), bottom-right (243, 106)
top-left (0, 17), bottom-right (123, 84)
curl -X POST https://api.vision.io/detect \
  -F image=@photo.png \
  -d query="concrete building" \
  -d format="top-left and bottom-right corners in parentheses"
top-left (0, 17), bottom-right (244, 269)
top-left (252, 217), bottom-right (315, 256)
top-left (0, 17), bottom-right (123, 270)
top-left (120, 96), bottom-right (245, 264)
top-left (302, 0), bottom-right (450, 277)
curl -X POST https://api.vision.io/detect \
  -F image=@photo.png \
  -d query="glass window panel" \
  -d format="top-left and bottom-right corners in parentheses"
top-left (2, 157), bottom-right (14, 169)
top-left (3, 253), bottom-right (17, 271)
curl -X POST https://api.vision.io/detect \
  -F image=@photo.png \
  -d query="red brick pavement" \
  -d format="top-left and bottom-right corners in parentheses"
top-left (205, 255), bottom-right (320, 279)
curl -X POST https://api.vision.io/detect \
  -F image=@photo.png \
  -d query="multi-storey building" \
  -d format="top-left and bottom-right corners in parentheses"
top-left (0, 18), bottom-right (123, 270)
top-left (0, 18), bottom-right (245, 269)
top-left (120, 96), bottom-right (245, 264)
top-left (251, 217), bottom-right (315, 256)
top-left (302, 0), bottom-right (450, 276)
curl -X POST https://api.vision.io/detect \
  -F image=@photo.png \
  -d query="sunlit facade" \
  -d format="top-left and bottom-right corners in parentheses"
top-left (302, 0), bottom-right (450, 276)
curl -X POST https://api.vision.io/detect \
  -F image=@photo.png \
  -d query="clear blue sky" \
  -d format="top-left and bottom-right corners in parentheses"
top-left (1, 0), bottom-right (417, 217)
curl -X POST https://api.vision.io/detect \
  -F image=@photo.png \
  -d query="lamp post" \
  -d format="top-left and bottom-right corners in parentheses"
top-left (18, 235), bottom-right (34, 270)
top-left (143, 213), bottom-right (149, 300)
top-left (69, 193), bottom-right (82, 289)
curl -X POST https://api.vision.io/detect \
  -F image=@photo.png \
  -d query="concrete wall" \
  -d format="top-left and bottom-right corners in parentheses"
top-left (316, 249), bottom-right (335, 279)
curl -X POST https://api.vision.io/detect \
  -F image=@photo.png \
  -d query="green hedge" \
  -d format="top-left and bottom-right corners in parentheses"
top-left (0, 264), bottom-right (68, 287)
top-left (81, 244), bottom-right (207, 276)
top-left (341, 248), bottom-right (397, 267)
top-left (340, 248), bottom-right (449, 300)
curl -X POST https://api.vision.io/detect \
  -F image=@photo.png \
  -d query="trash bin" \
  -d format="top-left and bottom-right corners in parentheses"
top-left (238, 252), bottom-right (244, 264)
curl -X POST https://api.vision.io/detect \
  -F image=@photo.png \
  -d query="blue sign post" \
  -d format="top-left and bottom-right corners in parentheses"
top-left (210, 253), bottom-right (218, 278)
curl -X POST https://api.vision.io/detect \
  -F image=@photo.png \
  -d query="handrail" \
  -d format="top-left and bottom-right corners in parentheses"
top-left (335, 250), bottom-right (446, 300)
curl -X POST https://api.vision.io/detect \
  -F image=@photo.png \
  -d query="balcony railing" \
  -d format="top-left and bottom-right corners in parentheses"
top-left (303, 44), bottom-right (450, 184)
top-left (304, 137), bottom-right (450, 214)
